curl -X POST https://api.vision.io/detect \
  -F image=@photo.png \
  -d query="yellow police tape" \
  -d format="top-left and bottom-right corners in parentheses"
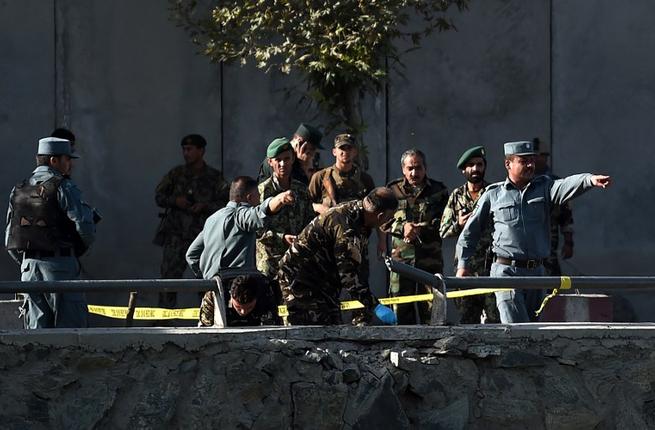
top-left (535, 276), bottom-right (572, 317)
top-left (87, 305), bottom-right (199, 320)
top-left (87, 286), bottom-right (521, 320)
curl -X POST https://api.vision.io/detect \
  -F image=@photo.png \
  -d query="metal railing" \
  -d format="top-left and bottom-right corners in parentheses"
top-left (2, 258), bottom-right (654, 325)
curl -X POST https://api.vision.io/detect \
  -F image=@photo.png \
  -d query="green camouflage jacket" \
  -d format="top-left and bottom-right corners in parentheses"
top-left (256, 177), bottom-right (315, 278)
top-left (439, 181), bottom-right (493, 275)
top-left (386, 178), bottom-right (448, 290)
top-left (154, 163), bottom-right (229, 243)
top-left (278, 200), bottom-right (376, 314)
top-left (308, 165), bottom-right (374, 208)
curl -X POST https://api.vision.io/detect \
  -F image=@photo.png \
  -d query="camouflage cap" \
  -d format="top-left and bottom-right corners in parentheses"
top-left (295, 123), bottom-right (324, 149)
top-left (456, 145), bottom-right (486, 169)
top-left (532, 137), bottom-right (550, 155)
top-left (266, 137), bottom-right (292, 158)
top-left (334, 133), bottom-right (356, 148)
top-left (504, 141), bottom-right (537, 156)
top-left (38, 137), bottom-right (79, 159)
top-left (180, 134), bottom-right (207, 148)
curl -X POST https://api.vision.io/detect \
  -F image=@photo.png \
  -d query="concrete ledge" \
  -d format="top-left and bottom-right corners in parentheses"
top-left (2, 325), bottom-right (655, 428)
top-left (0, 300), bottom-right (22, 329)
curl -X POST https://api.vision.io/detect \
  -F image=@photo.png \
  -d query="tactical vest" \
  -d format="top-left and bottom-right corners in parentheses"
top-left (322, 166), bottom-right (368, 206)
top-left (6, 176), bottom-right (79, 252)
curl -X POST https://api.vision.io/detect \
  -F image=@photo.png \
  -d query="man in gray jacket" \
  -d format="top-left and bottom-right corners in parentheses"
top-left (186, 176), bottom-right (294, 280)
top-left (456, 140), bottom-right (611, 323)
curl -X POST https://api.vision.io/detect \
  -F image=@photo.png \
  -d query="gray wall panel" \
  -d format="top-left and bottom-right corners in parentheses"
top-left (552, 0), bottom-right (655, 275)
top-left (0, 1), bottom-right (55, 281)
top-left (56, 0), bottom-right (222, 281)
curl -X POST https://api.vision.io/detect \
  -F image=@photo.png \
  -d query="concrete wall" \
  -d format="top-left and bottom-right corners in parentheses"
top-left (2, 325), bottom-right (655, 428)
top-left (1, 1), bottom-right (654, 313)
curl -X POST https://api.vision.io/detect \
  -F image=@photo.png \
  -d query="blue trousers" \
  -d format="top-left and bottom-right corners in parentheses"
top-left (490, 262), bottom-right (544, 323)
top-left (20, 256), bottom-right (88, 329)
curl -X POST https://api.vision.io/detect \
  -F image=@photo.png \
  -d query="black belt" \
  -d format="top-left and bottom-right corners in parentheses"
top-left (495, 256), bottom-right (542, 269)
top-left (24, 248), bottom-right (72, 259)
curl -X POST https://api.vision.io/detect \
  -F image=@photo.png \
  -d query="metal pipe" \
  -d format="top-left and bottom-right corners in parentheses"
top-left (444, 277), bottom-right (655, 290)
top-left (0, 279), bottom-right (215, 294)
top-left (384, 258), bottom-right (442, 287)
top-left (2, 271), bottom-right (655, 294)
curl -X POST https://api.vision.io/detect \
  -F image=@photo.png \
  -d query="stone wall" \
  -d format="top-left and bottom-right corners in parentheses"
top-left (1, 325), bottom-right (655, 429)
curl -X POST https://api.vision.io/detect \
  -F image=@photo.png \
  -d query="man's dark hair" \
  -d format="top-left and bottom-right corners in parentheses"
top-left (229, 176), bottom-right (258, 201)
top-left (35, 154), bottom-right (66, 167)
top-left (36, 155), bottom-right (51, 166)
top-left (180, 134), bottom-right (207, 148)
top-left (229, 275), bottom-right (259, 305)
top-left (51, 128), bottom-right (76, 143)
top-left (364, 187), bottom-right (398, 212)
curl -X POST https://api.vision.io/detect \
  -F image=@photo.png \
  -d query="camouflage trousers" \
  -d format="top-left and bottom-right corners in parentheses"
top-left (159, 235), bottom-right (193, 308)
top-left (543, 255), bottom-right (562, 276)
top-left (279, 276), bottom-right (369, 326)
top-left (390, 275), bottom-right (433, 325)
top-left (454, 293), bottom-right (500, 324)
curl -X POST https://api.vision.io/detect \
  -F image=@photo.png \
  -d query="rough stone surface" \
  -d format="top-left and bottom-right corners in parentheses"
top-left (1, 325), bottom-right (655, 428)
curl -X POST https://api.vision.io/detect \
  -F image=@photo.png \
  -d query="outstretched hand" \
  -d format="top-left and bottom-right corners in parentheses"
top-left (591, 175), bottom-right (611, 188)
top-left (279, 190), bottom-right (296, 206)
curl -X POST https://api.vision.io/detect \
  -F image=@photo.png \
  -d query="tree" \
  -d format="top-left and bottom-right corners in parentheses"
top-left (170, 0), bottom-right (469, 158)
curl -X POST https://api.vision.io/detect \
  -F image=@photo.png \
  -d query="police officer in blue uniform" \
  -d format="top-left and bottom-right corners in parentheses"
top-left (5, 137), bottom-right (98, 328)
top-left (456, 140), bottom-right (611, 323)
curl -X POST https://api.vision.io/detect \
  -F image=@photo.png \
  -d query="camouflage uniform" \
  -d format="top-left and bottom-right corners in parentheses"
top-left (256, 177), bottom-right (315, 279)
top-left (154, 163), bottom-right (229, 306)
top-left (439, 182), bottom-right (499, 323)
top-left (277, 200), bottom-right (377, 325)
top-left (308, 165), bottom-right (375, 209)
top-left (387, 177), bottom-right (448, 324)
top-left (545, 200), bottom-right (574, 276)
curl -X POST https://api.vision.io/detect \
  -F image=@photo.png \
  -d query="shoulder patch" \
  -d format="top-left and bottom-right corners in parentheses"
top-left (386, 177), bottom-right (404, 187)
top-left (485, 181), bottom-right (503, 190)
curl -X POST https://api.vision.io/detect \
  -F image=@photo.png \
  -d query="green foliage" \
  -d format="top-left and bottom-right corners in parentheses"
top-left (170, 0), bottom-right (468, 136)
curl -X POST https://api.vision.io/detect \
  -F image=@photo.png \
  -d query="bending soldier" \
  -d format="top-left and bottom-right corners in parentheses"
top-left (278, 187), bottom-right (398, 326)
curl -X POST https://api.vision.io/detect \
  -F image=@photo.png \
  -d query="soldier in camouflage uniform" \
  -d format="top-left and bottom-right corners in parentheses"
top-left (154, 134), bottom-right (229, 308)
top-left (278, 188), bottom-right (398, 326)
top-left (439, 146), bottom-right (499, 323)
top-left (258, 123), bottom-right (324, 184)
top-left (308, 133), bottom-right (375, 214)
top-left (533, 138), bottom-right (575, 277)
top-left (256, 138), bottom-right (315, 280)
top-left (385, 149), bottom-right (449, 324)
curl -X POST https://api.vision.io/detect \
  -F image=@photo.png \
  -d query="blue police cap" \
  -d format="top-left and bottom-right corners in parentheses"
top-left (38, 137), bottom-right (79, 159)
top-left (504, 141), bottom-right (537, 157)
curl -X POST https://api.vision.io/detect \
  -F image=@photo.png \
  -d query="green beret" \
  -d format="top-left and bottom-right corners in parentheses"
top-left (267, 137), bottom-right (292, 158)
top-left (295, 123), bottom-right (324, 149)
top-left (456, 145), bottom-right (486, 169)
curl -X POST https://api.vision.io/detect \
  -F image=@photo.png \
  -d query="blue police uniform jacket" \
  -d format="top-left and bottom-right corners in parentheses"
top-left (456, 173), bottom-right (594, 268)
